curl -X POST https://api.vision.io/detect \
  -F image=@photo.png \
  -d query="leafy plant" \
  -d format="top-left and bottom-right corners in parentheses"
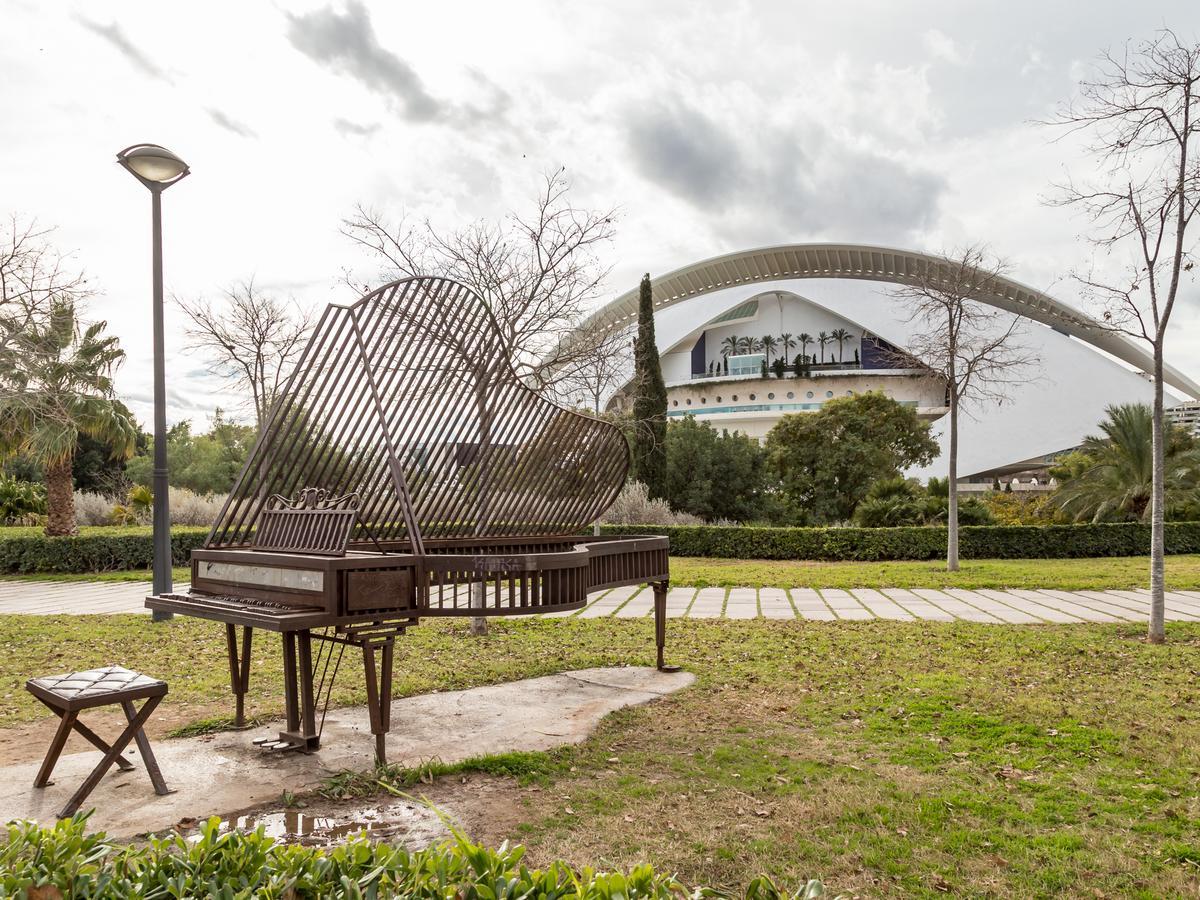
top-left (0, 813), bottom-right (836, 899)
top-left (0, 475), bottom-right (46, 525)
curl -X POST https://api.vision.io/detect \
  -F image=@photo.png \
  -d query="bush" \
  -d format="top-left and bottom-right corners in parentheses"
top-left (600, 481), bottom-right (702, 526)
top-left (595, 521), bottom-right (1200, 561)
top-left (0, 476), bottom-right (46, 525)
top-left (0, 814), bottom-right (830, 899)
top-left (73, 491), bottom-right (116, 527)
top-left (0, 526), bottom-right (209, 573)
top-left (169, 486), bottom-right (228, 526)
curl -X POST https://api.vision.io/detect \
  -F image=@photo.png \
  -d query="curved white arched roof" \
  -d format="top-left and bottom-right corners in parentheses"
top-left (586, 243), bottom-right (1200, 398)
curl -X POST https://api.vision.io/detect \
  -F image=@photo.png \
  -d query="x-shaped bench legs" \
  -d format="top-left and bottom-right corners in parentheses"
top-left (33, 695), bottom-right (172, 818)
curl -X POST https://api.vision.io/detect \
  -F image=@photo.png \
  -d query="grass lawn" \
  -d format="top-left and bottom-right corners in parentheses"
top-left (1, 613), bottom-right (1199, 896)
top-left (6, 554), bottom-right (1200, 591)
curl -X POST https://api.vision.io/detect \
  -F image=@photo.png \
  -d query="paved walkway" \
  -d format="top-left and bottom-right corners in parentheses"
top-left (3, 579), bottom-right (1200, 624)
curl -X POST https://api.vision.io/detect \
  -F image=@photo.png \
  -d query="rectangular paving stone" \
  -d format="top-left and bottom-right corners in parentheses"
top-left (912, 589), bottom-right (1003, 623)
top-left (1099, 590), bottom-right (1200, 621)
top-left (577, 587), bottom-right (633, 618)
top-left (758, 588), bottom-right (794, 619)
top-left (614, 589), bottom-right (653, 618)
top-left (972, 589), bottom-right (1066, 623)
top-left (849, 588), bottom-right (913, 620)
top-left (1030, 590), bottom-right (1125, 622)
top-left (882, 588), bottom-right (955, 621)
top-left (687, 587), bottom-right (726, 618)
top-left (785, 588), bottom-right (833, 620)
top-left (944, 588), bottom-right (1043, 624)
top-left (665, 587), bottom-right (694, 618)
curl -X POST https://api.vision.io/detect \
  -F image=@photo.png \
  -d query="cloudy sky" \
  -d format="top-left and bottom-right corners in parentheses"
top-left (3, 0), bottom-right (1198, 429)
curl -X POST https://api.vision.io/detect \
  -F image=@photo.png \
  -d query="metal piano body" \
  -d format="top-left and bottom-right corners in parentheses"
top-left (148, 276), bottom-right (673, 764)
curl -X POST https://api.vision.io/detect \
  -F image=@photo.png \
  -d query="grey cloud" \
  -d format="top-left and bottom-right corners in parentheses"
top-left (285, 2), bottom-right (440, 122)
top-left (333, 117), bottom-right (381, 137)
top-left (77, 18), bottom-right (170, 82)
top-left (626, 98), bottom-right (943, 244)
top-left (207, 108), bottom-right (257, 139)
top-left (626, 104), bottom-right (744, 207)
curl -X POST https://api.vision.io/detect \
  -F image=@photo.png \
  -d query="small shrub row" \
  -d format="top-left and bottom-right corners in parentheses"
top-left (0, 814), bottom-right (831, 899)
top-left (596, 521), bottom-right (1200, 560)
top-left (0, 526), bottom-right (209, 574)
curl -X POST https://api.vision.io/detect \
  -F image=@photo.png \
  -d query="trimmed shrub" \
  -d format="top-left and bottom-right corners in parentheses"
top-left (595, 521), bottom-right (1200, 561)
top-left (0, 814), bottom-right (829, 899)
top-left (0, 526), bottom-right (209, 574)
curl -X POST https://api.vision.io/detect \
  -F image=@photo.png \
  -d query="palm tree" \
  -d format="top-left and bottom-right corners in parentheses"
top-left (720, 335), bottom-right (740, 359)
top-left (0, 301), bottom-right (137, 535)
top-left (760, 335), bottom-right (779, 364)
top-left (1051, 403), bottom-right (1200, 523)
top-left (831, 327), bottom-right (853, 363)
top-left (737, 336), bottom-right (755, 354)
top-left (798, 332), bottom-right (812, 364)
top-left (779, 333), bottom-right (796, 362)
top-left (817, 331), bottom-right (830, 364)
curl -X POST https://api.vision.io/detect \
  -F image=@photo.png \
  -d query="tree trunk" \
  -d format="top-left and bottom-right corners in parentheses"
top-left (1148, 343), bottom-right (1166, 644)
top-left (947, 391), bottom-right (959, 572)
top-left (44, 459), bottom-right (77, 537)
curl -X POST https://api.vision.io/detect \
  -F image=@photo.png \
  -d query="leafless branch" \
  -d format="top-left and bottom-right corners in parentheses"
top-left (341, 168), bottom-right (619, 396)
top-left (175, 279), bottom-right (315, 428)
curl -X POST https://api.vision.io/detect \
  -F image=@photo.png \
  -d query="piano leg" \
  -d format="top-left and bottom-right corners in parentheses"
top-left (278, 630), bottom-right (321, 752)
top-left (653, 582), bottom-right (682, 673)
top-left (362, 641), bottom-right (395, 767)
top-left (225, 624), bottom-right (253, 728)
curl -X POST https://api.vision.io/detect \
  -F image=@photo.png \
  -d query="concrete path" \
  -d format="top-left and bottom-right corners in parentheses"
top-left (2, 579), bottom-right (1199, 624)
top-left (0, 666), bottom-right (693, 837)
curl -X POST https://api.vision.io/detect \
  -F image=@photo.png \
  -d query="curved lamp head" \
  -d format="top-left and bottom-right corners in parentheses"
top-left (116, 143), bottom-right (189, 191)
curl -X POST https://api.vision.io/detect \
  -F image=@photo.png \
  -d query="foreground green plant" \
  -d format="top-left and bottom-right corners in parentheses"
top-left (0, 813), bottom-right (832, 899)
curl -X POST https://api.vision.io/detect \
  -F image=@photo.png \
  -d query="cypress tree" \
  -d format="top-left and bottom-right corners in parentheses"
top-left (630, 273), bottom-right (667, 498)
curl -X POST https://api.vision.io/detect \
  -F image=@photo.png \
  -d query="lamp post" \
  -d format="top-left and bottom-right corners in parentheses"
top-left (117, 144), bottom-right (190, 621)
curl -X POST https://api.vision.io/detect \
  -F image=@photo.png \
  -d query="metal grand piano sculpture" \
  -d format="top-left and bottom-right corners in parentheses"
top-left (148, 276), bottom-right (673, 764)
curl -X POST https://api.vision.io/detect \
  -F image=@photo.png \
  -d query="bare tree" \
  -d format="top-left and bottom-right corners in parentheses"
top-left (558, 321), bottom-right (634, 414)
top-left (341, 168), bottom-right (618, 394)
top-left (1044, 29), bottom-right (1199, 643)
top-left (176, 279), bottom-right (315, 429)
top-left (0, 217), bottom-right (92, 364)
top-left (343, 169), bottom-right (618, 635)
top-left (888, 246), bottom-right (1038, 571)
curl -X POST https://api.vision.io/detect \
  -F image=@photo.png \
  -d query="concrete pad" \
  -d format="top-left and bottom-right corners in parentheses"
top-left (0, 666), bottom-right (693, 838)
top-left (968, 590), bottom-right (1051, 624)
top-left (1101, 590), bottom-right (1200, 621)
top-left (913, 589), bottom-right (1003, 623)
top-left (1031, 590), bottom-right (1125, 622)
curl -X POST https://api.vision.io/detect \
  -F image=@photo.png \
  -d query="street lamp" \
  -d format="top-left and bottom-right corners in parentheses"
top-left (117, 143), bottom-right (190, 621)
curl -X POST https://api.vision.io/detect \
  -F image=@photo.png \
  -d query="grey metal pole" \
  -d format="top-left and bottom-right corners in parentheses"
top-left (150, 187), bottom-right (173, 620)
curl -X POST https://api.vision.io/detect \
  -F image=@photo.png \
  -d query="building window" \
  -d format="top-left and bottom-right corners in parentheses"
top-left (672, 400), bottom-right (678, 407)
top-left (686, 398), bottom-right (692, 405)
top-left (716, 396), bottom-right (722, 402)
top-left (749, 393), bottom-right (756, 400)
top-left (732, 395), bottom-right (738, 401)
top-left (767, 392), bottom-right (775, 400)
top-left (806, 391), bottom-right (813, 399)
top-left (825, 391), bottom-right (834, 398)
top-left (701, 397), bottom-right (706, 404)
top-left (787, 391), bottom-right (794, 399)
top-left (847, 390), bottom-right (853, 395)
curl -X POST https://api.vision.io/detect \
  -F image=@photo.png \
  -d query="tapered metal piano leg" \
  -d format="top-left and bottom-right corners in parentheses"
top-left (653, 583), bottom-right (682, 673)
top-left (362, 641), bottom-right (395, 767)
top-left (225, 624), bottom-right (253, 728)
top-left (277, 629), bottom-right (321, 752)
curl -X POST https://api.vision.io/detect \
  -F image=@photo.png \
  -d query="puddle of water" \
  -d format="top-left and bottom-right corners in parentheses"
top-left (193, 802), bottom-right (454, 849)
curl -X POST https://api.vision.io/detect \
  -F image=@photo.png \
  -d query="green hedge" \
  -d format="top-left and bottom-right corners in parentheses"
top-left (0, 526), bottom-right (209, 574)
top-left (597, 522), bottom-right (1200, 561)
top-left (0, 814), bottom-right (828, 899)
top-left (1, 521), bottom-right (1197, 574)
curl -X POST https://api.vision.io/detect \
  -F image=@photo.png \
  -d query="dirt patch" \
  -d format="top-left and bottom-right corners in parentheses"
top-left (0, 704), bottom-right (224, 767)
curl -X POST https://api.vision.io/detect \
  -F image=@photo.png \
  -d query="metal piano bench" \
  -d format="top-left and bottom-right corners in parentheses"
top-left (26, 665), bottom-right (173, 818)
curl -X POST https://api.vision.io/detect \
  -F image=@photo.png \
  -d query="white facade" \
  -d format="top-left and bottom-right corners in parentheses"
top-left (588, 244), bottom-right (1198, 480)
